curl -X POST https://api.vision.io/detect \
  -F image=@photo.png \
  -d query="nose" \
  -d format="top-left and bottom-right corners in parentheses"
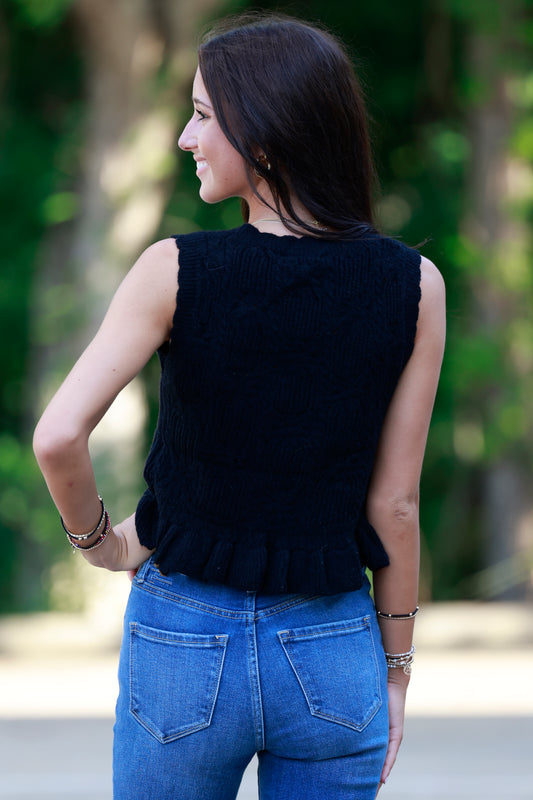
top-left (178, 117), bottom-right (196, 152)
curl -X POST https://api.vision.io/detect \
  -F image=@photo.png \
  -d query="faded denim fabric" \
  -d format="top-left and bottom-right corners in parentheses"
top-left (113, 557), bottom-right (388, 799)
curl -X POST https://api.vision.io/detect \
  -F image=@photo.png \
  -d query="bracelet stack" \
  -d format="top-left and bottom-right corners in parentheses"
top-left (375, 606), bottom-right (418, 674)
top-left (384, 645), bottom-right (416, 674)
top-left (60, 495), bottom-right (112, 552)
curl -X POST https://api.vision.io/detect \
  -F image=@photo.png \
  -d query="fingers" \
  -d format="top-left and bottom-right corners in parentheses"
top-left (379, 750), bottom-right (394, 785)
top-left (380, 728), bottom-right (402, 785)
top-left (379, 676), bottom-right (407, 787)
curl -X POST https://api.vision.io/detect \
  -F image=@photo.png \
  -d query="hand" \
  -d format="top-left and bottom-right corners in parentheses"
top-left (378, 670), bottom-right (410, 792)
top-left (112, 512), bottom-right (154, 572)
top-left (79, 511), bottom-right (154, 572)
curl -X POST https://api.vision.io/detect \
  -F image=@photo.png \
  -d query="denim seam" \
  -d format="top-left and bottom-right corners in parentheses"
top-left (255, 595), bottom-right (323, 620)
top-left (245, 594), bottom-right (265, 751)
top-left (133, 579), bottom-right (323, 620)
top-left (132, 581), bottom-right (249, 618)
top-left (278, 616), bottom-right (371, 640)
top-left (130, 623), bottom-right (229, 647)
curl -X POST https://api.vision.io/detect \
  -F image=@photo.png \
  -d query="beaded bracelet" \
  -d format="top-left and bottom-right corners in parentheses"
top-left (61, 496), bottom-right (105, 540)
top-left (376, 606), bottom-right (419, 620)
top-left (67, 511), bottom-right (111, 552)
top-left (384, 645), bottom-right (416, 675)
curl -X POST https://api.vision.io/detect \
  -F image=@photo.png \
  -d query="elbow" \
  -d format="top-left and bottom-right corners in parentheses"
top-left (33, 418), bottom-right (86, 468)
top-left (367, 491), bottom-right (420, 536)
top-left (391, 494), bottom-right (419, 525)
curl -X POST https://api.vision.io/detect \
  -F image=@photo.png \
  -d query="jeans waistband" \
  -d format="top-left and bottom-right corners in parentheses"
top-left (134, 556), bottom-right (369, 615)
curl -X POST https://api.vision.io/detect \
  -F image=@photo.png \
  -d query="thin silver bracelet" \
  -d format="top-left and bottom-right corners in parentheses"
top-left (376, 606), bottom-right (419, 620)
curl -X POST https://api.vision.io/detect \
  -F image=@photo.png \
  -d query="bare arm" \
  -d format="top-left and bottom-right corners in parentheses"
top-left (33, 237), bottom-right (179, 571)
top-left (367, 255), bottom-right (446, 790)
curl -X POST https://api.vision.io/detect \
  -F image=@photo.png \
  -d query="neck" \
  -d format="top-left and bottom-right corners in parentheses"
top-left (249, 215), bottom-right (328, 234)
top-left (248, 213), bottom-right (294, 237)
top-left (251, 217), bottom-right (286, 226)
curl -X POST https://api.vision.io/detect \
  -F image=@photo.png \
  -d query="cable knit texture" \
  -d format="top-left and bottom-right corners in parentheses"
top-left (135, 224), bottom-right (421, 594)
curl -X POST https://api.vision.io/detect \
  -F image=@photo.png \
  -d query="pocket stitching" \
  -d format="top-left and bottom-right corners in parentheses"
top-left (278, 616), bottom-right (382, 732)
top-left (278, 618), bottom-right (369, 642)
top-left (129, 622), bottom-right (229, 744)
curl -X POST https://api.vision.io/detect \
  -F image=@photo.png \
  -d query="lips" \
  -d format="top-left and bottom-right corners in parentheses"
top-left (195, 158), bottom-right (208, 175)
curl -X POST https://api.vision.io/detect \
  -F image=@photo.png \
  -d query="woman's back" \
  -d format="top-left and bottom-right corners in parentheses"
top-left (136, 225), bottom-right (421, 594)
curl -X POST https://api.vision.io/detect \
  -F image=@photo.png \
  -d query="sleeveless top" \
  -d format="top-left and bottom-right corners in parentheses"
top-left (135, 224), bottom-right (421, 594)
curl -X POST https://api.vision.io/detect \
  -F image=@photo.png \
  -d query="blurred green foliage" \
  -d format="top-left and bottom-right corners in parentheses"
top-left (0, 0), bottom-right (83, 610)
top-left (1, 0), bottom-right (532, 610)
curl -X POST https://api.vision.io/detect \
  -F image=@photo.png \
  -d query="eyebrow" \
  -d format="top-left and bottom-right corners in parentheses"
top-left (193, 97), bottom-right (212, 109)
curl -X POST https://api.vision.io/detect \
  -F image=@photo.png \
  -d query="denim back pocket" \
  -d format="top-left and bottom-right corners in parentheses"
top-left (129, 622), bottom-right (229, 744)
top-left (278, 615), bottom-right (382, 732)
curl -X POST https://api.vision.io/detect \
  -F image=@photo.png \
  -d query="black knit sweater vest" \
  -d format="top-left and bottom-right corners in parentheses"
top-left (135, 224), bottom-right (421, 594)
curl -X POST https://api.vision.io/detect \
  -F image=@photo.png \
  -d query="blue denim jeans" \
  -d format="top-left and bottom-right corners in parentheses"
top-left (113, 557), bottom-right (388, 799)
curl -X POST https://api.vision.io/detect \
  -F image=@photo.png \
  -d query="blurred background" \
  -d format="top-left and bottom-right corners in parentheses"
top-left (0, 1), bottom-right (532, 798)
top-left (1, 0), bottom-right (532, 612)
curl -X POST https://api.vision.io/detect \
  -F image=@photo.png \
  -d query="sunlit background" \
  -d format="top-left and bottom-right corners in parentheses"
top-left (2, 0), bottom-right (532, 612)
top-left (0, 1), bottom-right (532, 798)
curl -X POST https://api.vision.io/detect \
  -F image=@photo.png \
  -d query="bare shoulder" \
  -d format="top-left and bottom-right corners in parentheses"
top-left (141, 236), bottom-right (179, 260)
top-left (102, 237), bottom-right (179, 344)
top-left (419, 255), bottom-right (446, 303)
top-left (416, 255), bottom-right (446, 345)
top-left (117, 237), bottom-right (179, 310)
top-left (132, 237), bottom-right (179, 281)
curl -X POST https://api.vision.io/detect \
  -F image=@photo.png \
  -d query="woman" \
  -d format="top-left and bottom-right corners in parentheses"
top-left (34, 13), bottom-right (445, 800)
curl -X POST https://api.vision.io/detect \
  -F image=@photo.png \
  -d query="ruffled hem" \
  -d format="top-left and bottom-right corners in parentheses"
top-left (136, 494), bottom-right (389, 595)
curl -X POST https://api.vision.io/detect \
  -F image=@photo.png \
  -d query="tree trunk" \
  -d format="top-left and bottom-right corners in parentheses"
top-left (464, 27), bottom-right (533, 599)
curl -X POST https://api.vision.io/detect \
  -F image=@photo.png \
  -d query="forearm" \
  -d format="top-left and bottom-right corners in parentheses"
top-left (33, 423), bottom-right (103, 534)
top-left (368, 497), bottom-right (420, 658)
top-left (33, 424), bottom-right (150, 571)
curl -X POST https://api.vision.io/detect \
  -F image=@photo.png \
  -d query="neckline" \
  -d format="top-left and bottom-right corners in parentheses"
top-left (229, 223), bottom-right (381, 253)
top-left (244, 222), bottom-right (306, 240)
top-left (240, 223), bottom-right (329, 246)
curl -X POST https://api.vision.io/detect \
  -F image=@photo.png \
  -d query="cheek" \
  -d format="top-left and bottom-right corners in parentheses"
top-left (227, 153), bottom-right (249, 183)
top-left (213, 146), bottom-right (247, 183)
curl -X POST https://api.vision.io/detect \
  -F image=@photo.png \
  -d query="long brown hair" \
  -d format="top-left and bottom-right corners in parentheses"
top-left (198, 13), bottom-right (378, 239)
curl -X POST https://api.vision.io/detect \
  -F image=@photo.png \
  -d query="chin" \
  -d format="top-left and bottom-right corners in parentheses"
top-left (199, 186), bottom-right (236, 206)
top-left (199, 192), bottom-right (219, 205)
top-left (198, 183), bottom-right (220, 204)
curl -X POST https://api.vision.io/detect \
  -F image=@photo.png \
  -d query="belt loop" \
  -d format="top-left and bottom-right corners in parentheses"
top-left (134, 555), bottom-right (153, 584)
top-left (245, 590), bottom-right (257, 612)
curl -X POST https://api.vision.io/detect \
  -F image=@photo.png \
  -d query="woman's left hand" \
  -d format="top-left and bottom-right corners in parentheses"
top-left (376, 670), bottom-right (410, 794)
